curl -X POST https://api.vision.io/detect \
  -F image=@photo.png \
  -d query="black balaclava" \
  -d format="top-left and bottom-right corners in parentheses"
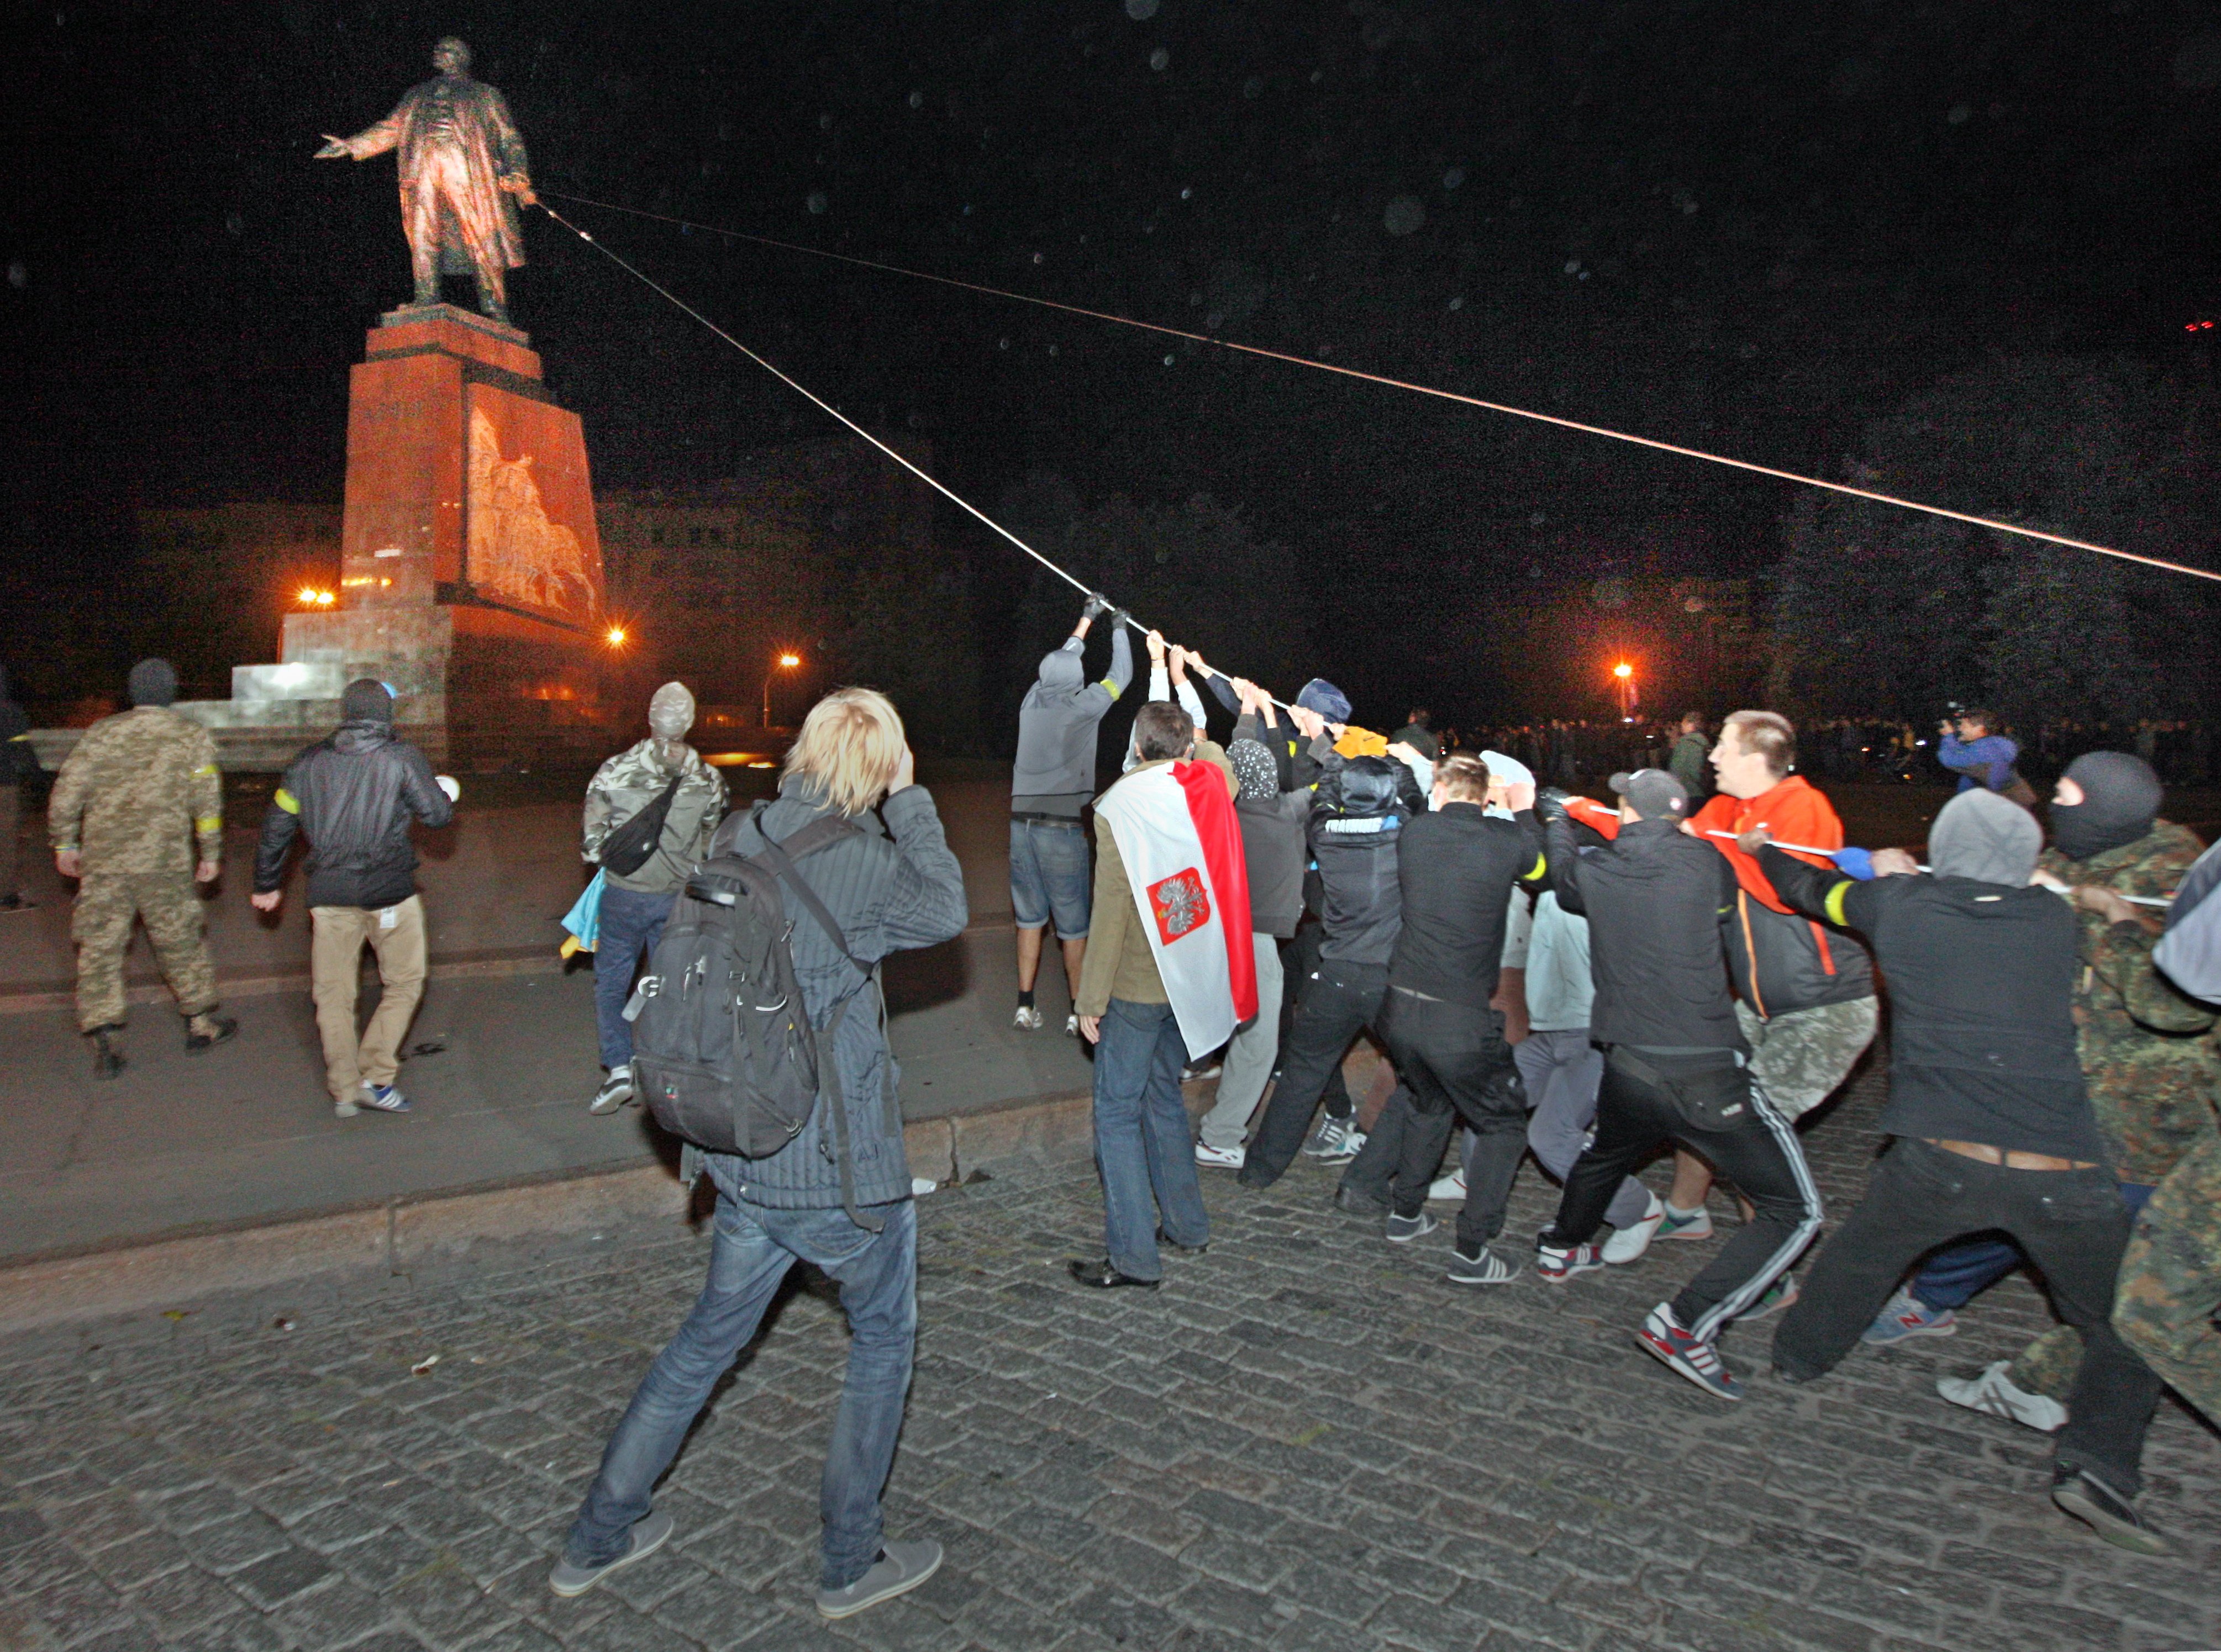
top-left (2051, 751), bottom-right (2162, 862)
top-left (341, 678), bottom-right (395, 725)
top-left (127, 659), bottom-right (178, 708)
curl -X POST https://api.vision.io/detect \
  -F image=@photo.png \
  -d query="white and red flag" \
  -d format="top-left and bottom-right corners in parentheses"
top-left (1094, 761), bottom-right (1257, 1058)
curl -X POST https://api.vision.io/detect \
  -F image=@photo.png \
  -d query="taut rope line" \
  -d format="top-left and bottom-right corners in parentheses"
top-left (539, 189), bottom-right (2221, 587)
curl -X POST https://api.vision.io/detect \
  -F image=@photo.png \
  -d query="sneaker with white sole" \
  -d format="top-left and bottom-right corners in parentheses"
top-left (1739, 1274), bottom-right (1799, 1321)
top-left (589, 1067), bottom-right (633, 1115)
top-left (815, 1538), bottom-right (944, 1619)
top-left (1535, 1232), bottom-right (1606, 1282)
top-left (1936, 1359), bottom-right (2067, 1433)
top-left (1601, 1194), bottom-right (1666, 1265)
top-left (1194, 1142), bottom-right (1246, 1169)
top-left (1445, 1244), bottom-right (1520, 1285)
top-left (1301, 1116), bottom-right (1364, 1160)
top-left (1385, 1211), bottom-right (1438, 1244)
top-left (1862, 1288), bottom-right (1959, 1344)
top-left (2051, 1468), bottom-right (2173, 1556)
top-left (1655, 1204), bottom-right (1714, 1242)
top-left (910, 1177), bottom-right (939, 1196)
top-left (359, 1082), bottom-right (409, 1114)
top-left (1635, 1302), bottom-right (1744, 1400)
top-left (1426, 1167), bottom-right (1468, 1204)
top-left (1180, 1060), bottom-right (1224, 1082)
top-left (1065, 1013), bottom-right (1080, 1036)
top-left (1013, 1005), bottom-right (1045, 1031)
top-left (548, 1509), bottom-right (674, 1597)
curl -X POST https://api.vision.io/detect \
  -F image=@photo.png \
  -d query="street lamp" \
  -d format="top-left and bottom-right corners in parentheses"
top-left (1612, 661), bottom-right (1636, 721)
top-left (763, 652), bottom-right (802, 728)
top-left (605, 625), bottom-right (627, 646)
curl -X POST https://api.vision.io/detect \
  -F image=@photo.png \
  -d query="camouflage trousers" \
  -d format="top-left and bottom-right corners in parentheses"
top-left (1735, 995), bottom-right (1879, 1121)
top-left (2112, 1133), bottom-right (2221, 1427)
top-left (72, 872), bottom-right (217, 1032)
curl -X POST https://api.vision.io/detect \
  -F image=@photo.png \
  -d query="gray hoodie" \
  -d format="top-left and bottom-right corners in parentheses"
top-left (1011, 627), bottom-right (1133, 817)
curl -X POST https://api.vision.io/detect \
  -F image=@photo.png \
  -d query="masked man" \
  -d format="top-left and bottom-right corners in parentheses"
top-left (581, 683), bottom-right (729, 1115)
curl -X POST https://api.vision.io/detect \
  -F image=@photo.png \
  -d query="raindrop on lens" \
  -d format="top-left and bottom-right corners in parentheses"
top-left (1150, 46), bottom-right (1170, 70)
top-left (1163, 353), bottom-right (1175, 365)
top-left (6, 261), bottom-right (24, 289)
top-left (908, 89), bottom-right (924, 109)
top-left (1383, 194), bottom-right (1425, 235)
top-left (807, 192), bottom-right (828, 214)
top-left (1125, 0), bottom-right (1159, 17)
top-left (1443, 167), bottom-right (1465, 189)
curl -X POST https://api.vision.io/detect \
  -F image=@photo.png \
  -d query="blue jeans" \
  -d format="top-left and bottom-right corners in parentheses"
top-left (1009, 817), bottom-right (1092, 939)
top-left (594, 884), bottom-right (676, 1069)
top-left (1092, 998), bottom-right (1209, 1280)
top-left (562, 1167), bottom-right (917, 1590)
top-left (1910, 1182), bottom-right (2156, 1311)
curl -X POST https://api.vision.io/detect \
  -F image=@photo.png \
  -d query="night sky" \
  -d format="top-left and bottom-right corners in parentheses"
top-left (4, 1), bottom-right (2218, 704)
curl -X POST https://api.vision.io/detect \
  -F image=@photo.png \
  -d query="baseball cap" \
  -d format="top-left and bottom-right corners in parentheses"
top-left (1609, 768), bottom-right (1688, 820)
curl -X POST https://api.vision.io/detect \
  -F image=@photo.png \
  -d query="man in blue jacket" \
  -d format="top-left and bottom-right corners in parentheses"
top-left (1937, 708), bottom-right (2019, 794)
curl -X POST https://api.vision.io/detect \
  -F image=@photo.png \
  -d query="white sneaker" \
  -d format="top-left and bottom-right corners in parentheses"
top-left (589, 1066), bottom-right (633, 1115)
top-left (1065, 1013), bottom-right (1080, 1036)
top-left (1936, 1360), bottom-right (2067, 1433)
top-left (1426, 1167), bottom-right (1468, 1204)
top-left (1601, 1194), bottom-right (1666, 1265)
top-left (1013, 1005), bottom-right (1044, 1031)
top-left (1194, 1142), bottom-right (1246, 1169)
top-left (910, 1176), bottom-right (940, 1197)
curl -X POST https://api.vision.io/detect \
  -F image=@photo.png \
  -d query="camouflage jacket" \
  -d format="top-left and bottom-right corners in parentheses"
top-left (581, 740), bottom-right (728, 895)
top-left (48, 707), bottom-right (222, 875)
top-left (2038, 822), bottom-right (2221, 1184)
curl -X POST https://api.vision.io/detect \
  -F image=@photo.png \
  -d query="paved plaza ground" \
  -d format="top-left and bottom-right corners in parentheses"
top-left (3, 1073), bottom-right (2217, 1652)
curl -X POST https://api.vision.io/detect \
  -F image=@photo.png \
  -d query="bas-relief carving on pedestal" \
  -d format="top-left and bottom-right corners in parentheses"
top-left (466, 403), bottom-right (601, 624)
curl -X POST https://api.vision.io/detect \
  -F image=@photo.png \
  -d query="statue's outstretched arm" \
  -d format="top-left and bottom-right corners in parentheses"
top-left (316, 105), bottom-right (405, 161)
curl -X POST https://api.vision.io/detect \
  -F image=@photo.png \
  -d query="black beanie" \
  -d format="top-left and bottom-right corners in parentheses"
top-left (127, 659), bottom-right (178, 708)
top-left (2051, 751), bottom-right (2163, 862)
top-left (341, 678), bottom-right (395, 725)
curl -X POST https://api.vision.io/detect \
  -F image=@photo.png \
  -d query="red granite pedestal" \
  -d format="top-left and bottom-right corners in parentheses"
top-left (226, 304), bottom-right (622, 769)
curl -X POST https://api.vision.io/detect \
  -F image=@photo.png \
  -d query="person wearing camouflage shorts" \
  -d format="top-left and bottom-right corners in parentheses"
top-left (47, 658), bottom-right (235, 1078)
top-left (2113, 1131), bottom-right (2221, 1427)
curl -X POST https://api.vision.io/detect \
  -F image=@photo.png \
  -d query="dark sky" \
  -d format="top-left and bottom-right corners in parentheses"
top-left (4, 0), bottom-right (2218, 613)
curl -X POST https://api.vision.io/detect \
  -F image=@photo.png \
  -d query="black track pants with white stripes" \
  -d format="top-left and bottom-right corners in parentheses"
top-left (1544, 1048), bottom-right (1822, 1342)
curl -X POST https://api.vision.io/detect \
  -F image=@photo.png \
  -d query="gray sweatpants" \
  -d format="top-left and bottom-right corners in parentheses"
top-left (1197, 932), bottom-right (1285, 1150)
top-left (1515, 1028), bottom-right (1652, 1231)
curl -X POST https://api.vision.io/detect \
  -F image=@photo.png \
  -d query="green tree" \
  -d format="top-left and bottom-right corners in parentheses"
top-left (1771, 355), bottom-right (2220, 729)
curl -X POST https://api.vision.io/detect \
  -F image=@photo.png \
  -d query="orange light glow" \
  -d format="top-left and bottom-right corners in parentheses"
top-left (778, 653), bottom-right (802, 668)
top-left (606, 626), bottom-right (628, 646)
top-left (1613, 662), bottom-right (1633, 679)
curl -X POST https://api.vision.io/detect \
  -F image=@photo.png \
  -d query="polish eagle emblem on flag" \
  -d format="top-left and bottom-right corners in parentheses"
top-left (1146, 868), bottom-right (1212, 944)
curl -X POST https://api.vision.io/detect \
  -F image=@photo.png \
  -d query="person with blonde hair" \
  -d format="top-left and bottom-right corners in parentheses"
top-left (554, 685), bottom-right (969, 1622)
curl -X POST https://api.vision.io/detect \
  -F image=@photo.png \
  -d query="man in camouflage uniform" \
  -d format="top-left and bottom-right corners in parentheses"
top-left (48, 659), bottom-right (236, 1078)
top-left (580, 682), bottom-right (728, 1115)
top-left (1918, 753), bottom-right (2217, 1422)
top-left (2114, 1130), bottom-right (2221, 1426)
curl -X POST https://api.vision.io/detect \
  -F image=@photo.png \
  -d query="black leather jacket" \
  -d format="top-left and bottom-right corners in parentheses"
top-left (254, 721), bottom-right (453, 908)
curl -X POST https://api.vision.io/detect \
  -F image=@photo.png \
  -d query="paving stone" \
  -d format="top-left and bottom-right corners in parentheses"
top-left (3, 1070), bottom-right (2214, 1652)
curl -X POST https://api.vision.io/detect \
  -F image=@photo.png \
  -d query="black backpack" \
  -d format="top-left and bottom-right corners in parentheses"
top-left (628, 805), bottom-right (869, 1163)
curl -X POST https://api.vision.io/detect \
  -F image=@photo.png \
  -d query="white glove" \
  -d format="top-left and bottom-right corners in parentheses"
top-left (435, 775), bottom-right (461, 803)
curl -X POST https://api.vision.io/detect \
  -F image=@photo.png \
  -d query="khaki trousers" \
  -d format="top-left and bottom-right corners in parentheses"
top-left (310, 896), bottom-right (428, 1102)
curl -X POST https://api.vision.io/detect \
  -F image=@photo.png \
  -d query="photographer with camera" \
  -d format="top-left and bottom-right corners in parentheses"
top-left (1936, 705), bottom-right (2022, 798)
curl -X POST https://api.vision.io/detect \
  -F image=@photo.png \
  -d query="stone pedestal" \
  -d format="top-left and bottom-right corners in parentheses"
top-left (76, 305), bottom-right (623, 773)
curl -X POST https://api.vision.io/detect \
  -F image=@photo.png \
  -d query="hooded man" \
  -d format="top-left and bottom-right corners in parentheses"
top-left (0, 663), bottom-right (39, 910)
top-left (1882, 755), bottom-right (2220, 1422)
top-left (581, 682), bottom-right (730, 1114)
top-left (1009, 595), bottom-right (1133, 1033)
top-left (49, 658), bottom-right (235, 1077)
top-left (254, 679), bottom-right (456, 1115)
top-left (1754, 790), bottom-right (2173, 1556)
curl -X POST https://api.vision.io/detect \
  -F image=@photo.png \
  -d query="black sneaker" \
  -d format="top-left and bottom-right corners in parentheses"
top-left (2052, 1469), bottom-right (2173, 1556)
top-left (1155, 1226), bottom-right (1209, 1257)
top-left (90, 1026), bottom-right (125, 1081)
top-left (185, 1015), bottom-right (238, 1054)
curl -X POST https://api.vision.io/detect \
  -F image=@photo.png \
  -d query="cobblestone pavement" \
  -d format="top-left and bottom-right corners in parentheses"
top-left (2, 1070), bottom-right (2217, 1652)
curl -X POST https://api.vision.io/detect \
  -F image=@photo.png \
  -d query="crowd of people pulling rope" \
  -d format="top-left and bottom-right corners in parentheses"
top-left (25, 583), bottom-right (2221, 1616)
